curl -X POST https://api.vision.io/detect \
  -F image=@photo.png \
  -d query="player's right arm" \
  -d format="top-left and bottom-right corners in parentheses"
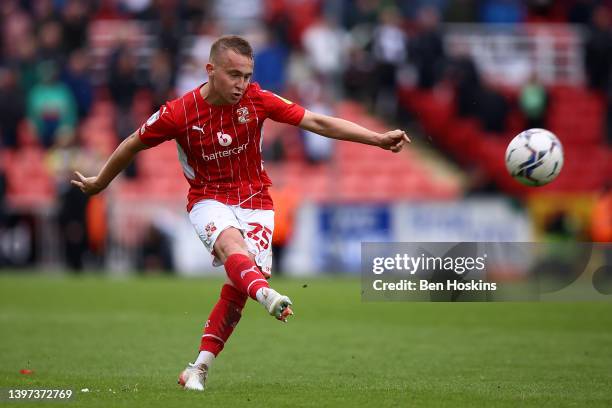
top-left (72, 102), bottom-right (178, 196)
top-left (71, 131), bottom-right (149, 195)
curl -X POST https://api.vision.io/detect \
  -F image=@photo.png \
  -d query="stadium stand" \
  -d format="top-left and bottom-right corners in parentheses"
top-left (1, 1), bottom-right (611, 270)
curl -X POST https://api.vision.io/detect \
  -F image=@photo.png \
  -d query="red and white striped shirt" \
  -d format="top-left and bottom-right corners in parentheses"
top-left (138, 82), bottom-right (305, 211)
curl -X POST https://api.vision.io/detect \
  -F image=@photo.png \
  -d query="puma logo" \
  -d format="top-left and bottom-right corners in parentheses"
top-left (240, 266), bottom-right (260, 280)
top-left (192, 125), bottom-right (205, 134)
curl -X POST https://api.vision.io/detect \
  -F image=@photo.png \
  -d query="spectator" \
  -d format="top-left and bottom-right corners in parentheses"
top-left (591, 184), bottom-right (612, 277)
top-left (478, 87), bottom-right (509, 133)
top-left (526, 0), bottom-right (568, 23)
top-left (85, 194), bottom-right (107, 267)
top-left (180, 0), bottom-right (207, 28)
top-left (371, 7), bottom-right (407, 120)
top-left (138, 223), bottom-right (174, 273)
top-left (410, 6), bottom-right (446, 89)
top-left (61, 49), bottom-right (93, 119)
top-left (479, 0), bottom-right (525, 24)
top-left (60, 0), bottom-right (90, 54)
top-left (568, 0), bottom-right (594, 25)
top-left (213, 0), bottom-right (264, 33)
top-left (343, 44), bottom-right (376, 104)
top-left (14, 34), bottom-right (40, 94)
top-left (0, 67), bottom-right (26, 149)
top-left (31, 0), bottom-right (59, 27)
top-left (591, 184), bottom-right (612, 243)
top-left (48, 128), bottom-right (106, 270)
top-left (120, 0), bottom-right (153, 18)
top-left (302, 17), bottom-right (348, 92)
top-left (57, 183), bottom-right (90, 271)
top-left (154, 11), bottom-right (183, 66)
top-left (1, 1), bottom-right (34, 62)
top-left (449, 55), bottom-right (509, 133)
top-left (108, 46), bottom-right (142, 110)
top-left (397, 0), bottom-right (448, 20)
top-left (27, 60), bottom-right (77, 148)
top-left (148, 49), bottom-right (175, 107)
top-left (584, 5), bottom-right (612, 91)
top-left (37, 21), bottom-right (66, 65)
top-left (189, 19), bottom-right (220, 68)
top-left (299, 79), bottom-right (335, 164)
top-left (253, 30), bottom-right (289, 93)
top-left (93, 0), bottom-right (127, 21)
top-left (107, 45), bottom-right (146, 176)
top-left (444, 0), bottom-right (478, 22)
top-left (449, 55), bottom-right (482, 118)
top-left (269, 181), bottom-right (300, 275)
top-left (519, 73), bottom-right (548, 129)
top-left (342, 0), bottom-right (380, 29)
top-left (175, 55), bottom-right (206, 96)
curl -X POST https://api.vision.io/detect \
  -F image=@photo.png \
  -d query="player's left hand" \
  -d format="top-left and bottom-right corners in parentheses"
top-left (378, 130), bottom-right (411, 153)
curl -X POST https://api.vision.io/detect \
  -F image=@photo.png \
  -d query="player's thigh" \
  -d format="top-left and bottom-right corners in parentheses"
top-left (235, 207), bottom-right (275, 277)
top-left (213, 226), bottom-right (251, 262)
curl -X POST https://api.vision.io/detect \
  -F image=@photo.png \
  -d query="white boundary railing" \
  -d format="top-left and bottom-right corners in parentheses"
top-left (444, 24), bottom-right (585, 86)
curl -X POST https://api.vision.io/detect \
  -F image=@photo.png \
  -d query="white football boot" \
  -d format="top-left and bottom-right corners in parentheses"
top-left (258, 288), bottom-right (294, 322)
top-left (178, 363), bottom-right (208, 391)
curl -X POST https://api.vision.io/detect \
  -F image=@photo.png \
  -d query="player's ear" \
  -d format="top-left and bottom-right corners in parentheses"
top-left (205, 62), bottom-right (214, 77)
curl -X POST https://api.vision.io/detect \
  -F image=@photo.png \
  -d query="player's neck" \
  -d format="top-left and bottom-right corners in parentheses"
top-left (200, 82), bottom-right (229, 106)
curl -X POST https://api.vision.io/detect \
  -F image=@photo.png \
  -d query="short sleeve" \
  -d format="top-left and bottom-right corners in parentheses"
top-left (138, 103), bottom-right (178, 147)
top-left (259, 89), bottom-right (305, 125)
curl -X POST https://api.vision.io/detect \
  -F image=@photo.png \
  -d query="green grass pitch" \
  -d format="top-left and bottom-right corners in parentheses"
top-left (0, 274), bottom-right (611, 407)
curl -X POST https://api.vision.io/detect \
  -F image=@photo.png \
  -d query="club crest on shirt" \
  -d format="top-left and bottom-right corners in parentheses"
top-left (236, 106), bottom-right (251, 124)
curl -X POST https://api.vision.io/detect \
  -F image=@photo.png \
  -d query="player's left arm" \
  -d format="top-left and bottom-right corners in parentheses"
top-left (298, 110), bottom-right (411, 153)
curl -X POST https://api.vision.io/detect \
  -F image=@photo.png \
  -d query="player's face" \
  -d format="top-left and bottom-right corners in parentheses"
top-left (209, 50), bottom-right (253, 105)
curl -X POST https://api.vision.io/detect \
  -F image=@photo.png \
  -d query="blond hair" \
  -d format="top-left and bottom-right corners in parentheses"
top-left (209, 35), bottom-right (253, 63)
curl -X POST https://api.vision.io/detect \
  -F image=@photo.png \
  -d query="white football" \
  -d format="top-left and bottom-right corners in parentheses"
top-left (505, 128), bottom-right (564, 186)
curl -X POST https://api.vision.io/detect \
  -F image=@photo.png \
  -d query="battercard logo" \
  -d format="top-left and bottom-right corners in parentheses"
top-left (202, 142), bottom-right (248, 161)
top-left (216, 132), bottom-right (233, 146)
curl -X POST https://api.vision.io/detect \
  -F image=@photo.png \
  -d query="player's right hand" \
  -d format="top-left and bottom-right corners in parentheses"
top-left (71, 171), bottom-right (105, 195)
top-left (378, 130), bottom-right (411, 153)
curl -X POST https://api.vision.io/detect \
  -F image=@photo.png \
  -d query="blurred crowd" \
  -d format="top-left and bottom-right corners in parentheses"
top-left (1, 0), bottom-right (611, 271)
top-left (2, 0), bottom-right (612, 152)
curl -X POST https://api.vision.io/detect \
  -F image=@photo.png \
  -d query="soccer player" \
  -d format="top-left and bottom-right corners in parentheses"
top-left (71, 35), bottom-right (410, 391)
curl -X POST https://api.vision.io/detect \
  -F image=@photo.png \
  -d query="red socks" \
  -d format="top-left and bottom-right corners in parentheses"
top-left (199, 254), bottom-right (269, 356)
top-left (199, 284), bottom-right (247, 356)
top-left (224, 254), bottom-right (269, 300)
